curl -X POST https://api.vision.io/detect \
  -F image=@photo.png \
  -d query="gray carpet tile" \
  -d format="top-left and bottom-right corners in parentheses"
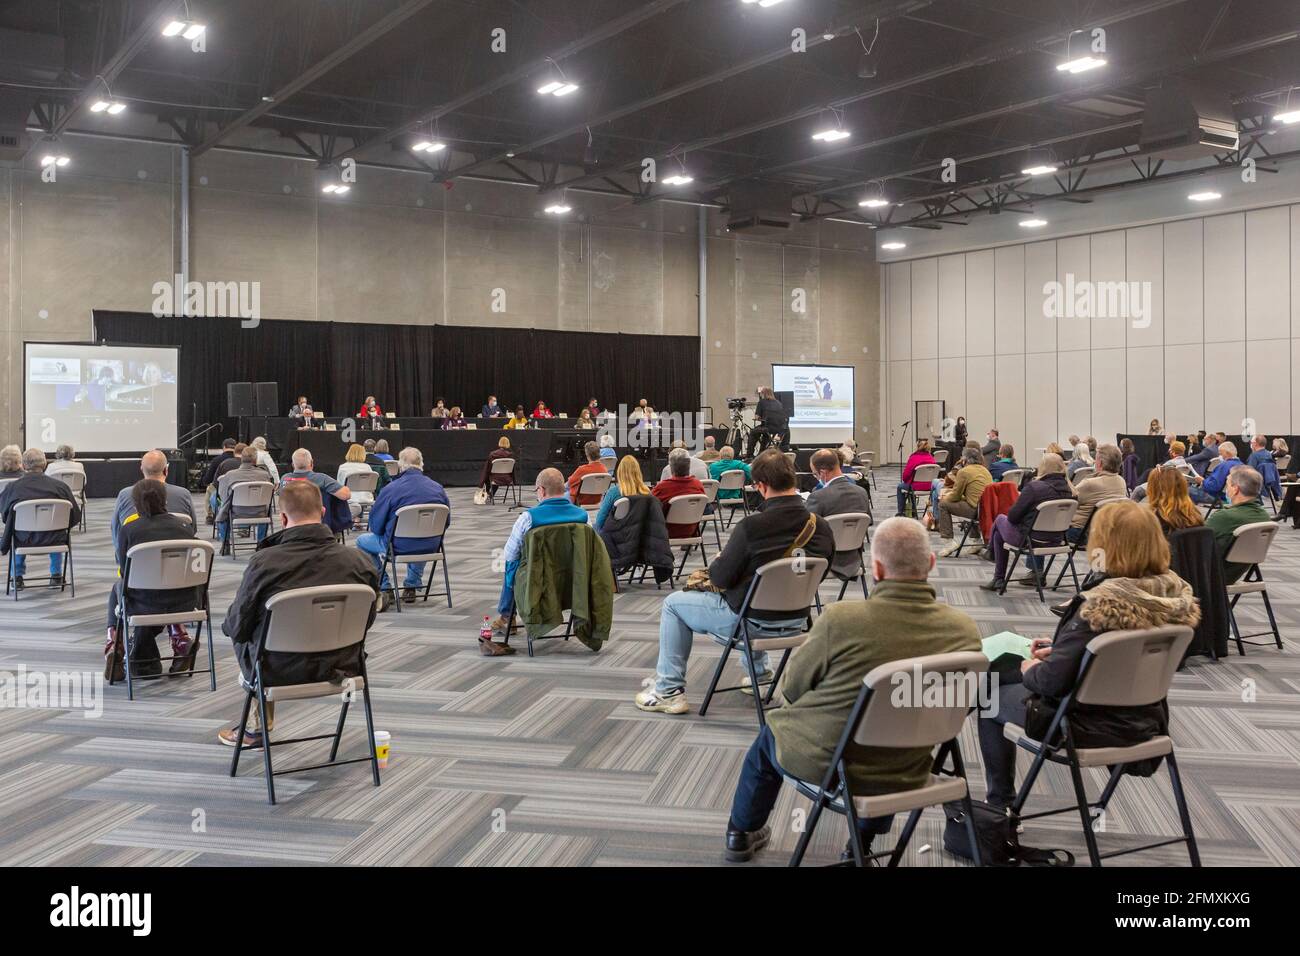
top-left (0, 479), bottom-right (1295, 867)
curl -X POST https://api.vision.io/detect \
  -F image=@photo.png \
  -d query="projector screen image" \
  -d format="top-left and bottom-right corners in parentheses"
top-left (25, 343), bottom-right (179, 453)
top-left (771, 363), bottom-right (855, 444)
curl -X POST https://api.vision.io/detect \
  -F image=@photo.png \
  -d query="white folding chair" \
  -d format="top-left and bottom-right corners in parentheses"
top-left (1276, 455), bottom-right (1291, 473)
top-left (716, 469), bottom-right (750, 528)
top-left (5, 499), bottom-right (75, 599)
top-left (822, 512), bottom-right (872, 602)
top-left (999, 498), bottom-right (1080, 601)
top-left (228, 584), bottom-right (381, 805)
top-left (1222, 522), bottom-right (1283, 654)
top-left (1070, 466), bottom-right (1095, 482)
top-left (226, 481), bottom-right (275, 559)
top-left (384, 459), bottom-right (400, 477)
top-left (699, 556), bottom-right (829, 725)
top-left (664, 493), bottom-right (709, 580)
top-left (344, 470), bottom-right (380, 526)
top-left (932, 448), bottom-right (949, 467)
top-left (699, 478), bottom-right (722, 550)
top-left (906, 463), bottom-right (942, 519)
top-left (52, 470), bottom-right (88, 531)
top-left (789, 651), bottom-right (989, 867)
top-left (116, 539), bottom-right (216, 700)
top-left (999, 468), bottom-right (1028, 487)
top-left (488, 457), bottom-right (519, 507)
top-left (1006, 626), bottom-right (1200, 867)
top-left (1050, 497), bottom-right (1125, 591)
top-left (577, 471), bottom-right (612, 512)
top-left (384, 503), bottom-right (452, 611)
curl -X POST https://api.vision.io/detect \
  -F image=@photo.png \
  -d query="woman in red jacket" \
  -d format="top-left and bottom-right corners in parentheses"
top-left (357, 395), bottom-right (383, 418)
top-left (895, 438), bottom-right (938, 516)
top-left (531, 401), bottom-right (555, 419)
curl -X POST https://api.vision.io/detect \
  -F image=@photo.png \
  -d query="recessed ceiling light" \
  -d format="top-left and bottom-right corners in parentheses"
top-left (544, 204), bottom-right (572, 215)
top-left (859, 197), bottom-right (889, 208)
top-left (1056, 56), bottom-right (1107, 74)
top-left (1188, 191), bottom-right (1221, 202)
top-left (1019, 218), bottom-right (1048, 228)
top-left (1021, 164), bottom-right (1059, 176)
top-left (880, 241), bottom-right (906, 250)
top-left (1275, 109), bottom-right (1300, 124)
top-left (811, 128), bottom-right (851, 142)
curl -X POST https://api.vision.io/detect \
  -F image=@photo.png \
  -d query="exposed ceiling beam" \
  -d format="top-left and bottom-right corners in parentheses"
top-left (549, 0), bottom-right (1194, 195)
top-left (191, 0), bottom-right (442, 157)
top-left (444, 0), bottom-right (937, 185)
top-left (27, 0), bottom-right (182, 156)
top-left (334, 0), bottom-right (692, 164)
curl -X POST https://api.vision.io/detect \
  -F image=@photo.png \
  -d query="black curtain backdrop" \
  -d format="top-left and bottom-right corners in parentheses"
top-left (92, 311), bottom-right (700, 439)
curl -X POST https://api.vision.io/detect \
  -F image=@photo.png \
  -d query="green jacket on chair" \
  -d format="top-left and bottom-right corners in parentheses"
top-left (514, 522), bottom-right (615, 650)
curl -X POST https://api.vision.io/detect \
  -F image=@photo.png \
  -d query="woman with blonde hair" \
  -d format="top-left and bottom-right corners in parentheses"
top-left (336, 443), bottom-right (377, 523)
top-left (0, 444), bottom-right (23, 478)
top-left (1067, 441), bottom-right (1094, 479)
top-left (478, 435), bottom-right (515, 496)
top-left (1144, 467), bottom-right (1203, 536)
top-left (594, 455), bottom-right (650, 530)
top-left (977, 500), bottom-right (1200, 808)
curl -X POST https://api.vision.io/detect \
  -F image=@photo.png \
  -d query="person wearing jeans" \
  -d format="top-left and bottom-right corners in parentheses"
top-left (354, 446), bottom-right (447, 610)
top-left (635, 449), bottom-right (835, 716)
top-left (0, 447), bottom-right (81, 589)
top-left (980, 453), bottom-right (1074, 592)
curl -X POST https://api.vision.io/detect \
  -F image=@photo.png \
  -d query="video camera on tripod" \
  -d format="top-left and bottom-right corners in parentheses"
top-left (726, 396), bottom-right (748, 412)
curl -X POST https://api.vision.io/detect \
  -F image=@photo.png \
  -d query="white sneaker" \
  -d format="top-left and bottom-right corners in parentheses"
top-left (635, 686), bottom-right (689, 715)
top-left (938, 540), bottom-right (961, 558)
top-left (740, 671), bottom-right (775, 696)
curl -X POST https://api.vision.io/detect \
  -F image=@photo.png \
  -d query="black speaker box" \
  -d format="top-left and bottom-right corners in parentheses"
top-left (226, 382), bottom-right (254, 417)
top-left (776, 390), bottom-right (795, 419)
top-left (254, 382), bottom-right (279, 417)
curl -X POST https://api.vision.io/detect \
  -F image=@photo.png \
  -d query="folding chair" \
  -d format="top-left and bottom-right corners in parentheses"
top-left (577, 471), bottom-right (612, 513)
top-left (951, 502), bottom-right (982, 557)
top-left (699, 479), bottom-right (723, 550)
top-left (1222, 522), bottom-right (1283, 654)
top-left (904, 463), bottom-right (942, 519)
top-left (1006, 626), bottom-right (1200, 867)
top-left (384, 459), bottom-right (400, 478)
top-left (228, 584), bottom-right (381, 805)
top-left (488, 457), bottom-right (520, 507)
top-left (1050, 497), bottom-right (1126, 591)
top-left (116, 539), bottom-right (216, 701)
top-left (52, 470), bottom-right (88, 532)
top-left (665, 493), bottom-right (709, 581)
top-left (1276, 454), bottom-right (1291, 473)
top-left (999, 498), bottom-right (1080, 602)
top-left (822, 512), bottom-right (872, 601)
top-left (932, 448), bottom-right (949, 467)
top-left (225, 481), bottom-right (275, 559)
top-left (1070, 466), bottom-right (1095, 482)
top-left (383, 503), bottom-right (452, 612)
top-left (789, 651), bottom-right (988, 867)
top-left (699, 556), bottom-right (829, 725)
top-left (999, 468), bottom-right (1028, 488)
top-left (716, 469), bottom-right (750, 528)
top-left (344, 470), bottom-right (379, 527)
top-left (5, 499), bottom-right (75, 599)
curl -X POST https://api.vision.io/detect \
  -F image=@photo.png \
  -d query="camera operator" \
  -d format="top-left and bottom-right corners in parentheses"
top-left (746, 386), bottom-right (788, 459)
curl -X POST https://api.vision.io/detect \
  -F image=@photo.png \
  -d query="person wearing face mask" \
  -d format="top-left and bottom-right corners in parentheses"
top-left (357, 395), bottom-right (384, 419)
top-left (481, 395), bottom-right (502, 418)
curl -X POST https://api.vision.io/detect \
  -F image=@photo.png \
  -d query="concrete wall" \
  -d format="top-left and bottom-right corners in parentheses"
top-left (1, 134), bottom-right (880, 452)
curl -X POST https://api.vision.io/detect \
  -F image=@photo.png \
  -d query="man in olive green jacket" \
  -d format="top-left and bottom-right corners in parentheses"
top-left (1205, 465), bottom-right (1271, 584)
top-left (935, 447), bottom-right (992, 553)
top-left (725, 516), bottom-right (981, 862)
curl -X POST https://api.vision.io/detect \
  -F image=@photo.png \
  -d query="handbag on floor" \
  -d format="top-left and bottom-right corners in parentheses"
top-left (473, 488), bottom-right (489, 505)
top-left (943, 800), bottom-right (1074, 867)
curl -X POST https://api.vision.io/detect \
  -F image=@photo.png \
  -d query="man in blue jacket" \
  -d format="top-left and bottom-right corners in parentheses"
top-left (1245, 435), bottom-right (1282, 502)
top-left (1191, 440), bottom-right (1243, 505)
top-left (1186, 431), bottom-right (1222, 476)
top-left (355, 447), bottom-right (450, 610)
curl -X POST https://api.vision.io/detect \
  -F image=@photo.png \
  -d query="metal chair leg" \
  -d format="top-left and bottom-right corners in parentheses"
top-left (1165, 751), bottom-right (1200, 867)
top-left (229, 690), bottom-right (254, 776)
top-left (257, 688), bottom-right (276, 805)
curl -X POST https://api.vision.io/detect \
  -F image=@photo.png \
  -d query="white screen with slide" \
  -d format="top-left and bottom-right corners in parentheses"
top-left (25, 343), bottom-right (179, 452)
top-left (771, 364), bottom-right (855, 444)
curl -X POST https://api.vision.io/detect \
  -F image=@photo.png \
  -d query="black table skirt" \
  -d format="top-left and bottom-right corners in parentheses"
top-left (82, 458), bottom-right (187, 498)
top-left (1118, 433), bottom-right (1300, 475)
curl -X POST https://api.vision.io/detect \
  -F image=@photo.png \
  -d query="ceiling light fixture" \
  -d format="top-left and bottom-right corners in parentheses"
top-left (1019, 218), bottom-right (1048, 228)
top-left (859, 197), bottom-right (889, 208)
top-left (544, 204), bottom-right (572, 215)
top-left (741, 0), bottom-right (787, 7)
top-left (162, 20), bottom-right (186, 36)
top-left (1056, 55), bottom-right (1106, 74)
top-left (855, 20), bottom-right (881, 79)
top-left (1021, 163), bottom-right (1059, 176)
top-left (411, 140), bottom-right (445, 153)
top-left (662, 174), bottom-right (694, 186)
top-left (537, 60), bottom-right (580, 97)
top-left (880, 241), bottom-right (906, 250)
top-left (1275, 109), bottom-right (1300, 124)
top-left (1188, 190), bottom-right (1221, 201)
top-left (811, 128), bottom-right (851, 142)
top-left (41, 155), bottom-right (70, 167)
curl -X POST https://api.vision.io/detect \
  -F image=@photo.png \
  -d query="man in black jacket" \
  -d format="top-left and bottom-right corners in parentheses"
top-left (201, 438), bottom-right (238, 524)
top-left (217, 480), bottom-right (380, 747)
top-left (635, 450), bottom-right (834, 715)
top-left (0, 447), bottom-right (81, 590)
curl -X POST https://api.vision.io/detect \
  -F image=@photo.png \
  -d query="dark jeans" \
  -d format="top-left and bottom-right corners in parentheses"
top-left (977, 681), bottom-right (1031, 809)
top-left (746, 426), bottom-right (785, 458)
top-left (1066, 526), bottom-right (1085, 545)
top-left (728, 726), bottom-right (893, 839)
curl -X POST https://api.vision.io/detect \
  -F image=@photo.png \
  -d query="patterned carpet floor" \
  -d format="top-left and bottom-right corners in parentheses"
top-left (0, 476), bottom-right (1295, 867)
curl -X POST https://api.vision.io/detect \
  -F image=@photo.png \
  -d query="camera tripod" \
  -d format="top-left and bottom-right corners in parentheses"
top-left (726, 407), bottom-right (752, 452)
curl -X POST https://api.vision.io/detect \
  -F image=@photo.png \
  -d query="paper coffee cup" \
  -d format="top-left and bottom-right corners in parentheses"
top-left (373, 731), bottom-right (391, 769)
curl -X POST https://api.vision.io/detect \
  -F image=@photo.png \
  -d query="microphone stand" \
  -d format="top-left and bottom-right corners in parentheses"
top-left (894, 420), bottom-right (911, 471)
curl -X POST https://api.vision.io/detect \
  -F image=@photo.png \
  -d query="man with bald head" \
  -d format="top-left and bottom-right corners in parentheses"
top-left (215, 444), bottom-right (275, 554)
top-left (485, 467), bottom-right (588, 644)
top-left (111, 449), bottom-right (195, 552)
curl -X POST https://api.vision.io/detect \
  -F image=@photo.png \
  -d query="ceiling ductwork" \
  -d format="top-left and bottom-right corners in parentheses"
top-left (1139, 80), bottom-right (1239, 159)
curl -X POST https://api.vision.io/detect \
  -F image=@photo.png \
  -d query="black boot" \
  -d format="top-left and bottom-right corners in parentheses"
top-left (724, 825), bottom-right (771, 862)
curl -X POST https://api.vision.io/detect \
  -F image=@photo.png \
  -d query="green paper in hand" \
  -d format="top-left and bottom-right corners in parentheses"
top-left (982, 631), bottom-right (1033, 661)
